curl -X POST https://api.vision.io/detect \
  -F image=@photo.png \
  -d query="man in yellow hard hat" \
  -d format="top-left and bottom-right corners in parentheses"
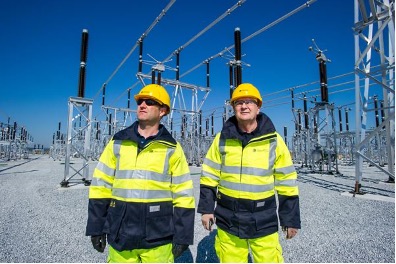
top-left (86, 84), bottom-right (195, 263)
top-left (198, 83), bottom-right (301, 263)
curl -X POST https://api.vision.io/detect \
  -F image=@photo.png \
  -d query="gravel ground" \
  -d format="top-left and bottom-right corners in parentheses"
top-left (0, 155), bottom-right (394, 263)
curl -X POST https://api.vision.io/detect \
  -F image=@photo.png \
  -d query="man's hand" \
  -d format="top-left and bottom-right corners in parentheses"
top-left (201, 214), bottom-right (215, 231)
top-left (172, 243), bottom-right (188, 259)
top-left (91, 234), bottom-right (106, 252)
top-left (282, 227), bottom-right (298, 239)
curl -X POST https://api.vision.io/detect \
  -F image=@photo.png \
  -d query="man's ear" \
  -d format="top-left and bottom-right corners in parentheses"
top-left (159, 106), bottom-right (167, 117)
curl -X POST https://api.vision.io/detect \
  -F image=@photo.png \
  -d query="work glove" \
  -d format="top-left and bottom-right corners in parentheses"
top-left (172, 243), bottom-right (188, 259)
top-left (91, 234), bottom-right (106, 253)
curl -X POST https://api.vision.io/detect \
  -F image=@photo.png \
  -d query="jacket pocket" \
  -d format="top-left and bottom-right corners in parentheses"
top-left (145, 203), bottom-right (174, 241)
top-left (254, 204), bottom-right (277, 231)
top-left (214, 204), bottom-right (234, 228)
top-left (105, 200), bottom-right (126, 241)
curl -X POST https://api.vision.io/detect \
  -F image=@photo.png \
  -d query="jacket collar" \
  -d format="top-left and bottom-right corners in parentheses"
top-left (112, 121), bottom-right (176, 145)
top-left (220, 112), bottom-right (276, 140)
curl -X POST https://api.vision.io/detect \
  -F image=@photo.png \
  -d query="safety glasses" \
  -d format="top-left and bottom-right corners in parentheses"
top-left (136, 99), bottom-right (162, 106)
top-left (233, 99), bottom-right (258, 107)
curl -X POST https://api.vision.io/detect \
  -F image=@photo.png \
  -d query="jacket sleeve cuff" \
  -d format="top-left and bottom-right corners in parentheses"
top-left (197, 185), bottom-right (217, 214)
top-left (173, 207), bottom-right (195, 245)
top-left (85, 198), bottom-right (111, 236)
top-left (278, 195), bottom-right (301, 229)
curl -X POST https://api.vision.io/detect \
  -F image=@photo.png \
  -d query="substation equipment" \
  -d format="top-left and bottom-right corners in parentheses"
top-left (290, 0), bottom-right (395, 190)
top-left (292, 40), bottom-right (341, 175)
top-left (51, 0), bottom-right (395, 190)
top-left (0, 119), bottom-right (34, 161)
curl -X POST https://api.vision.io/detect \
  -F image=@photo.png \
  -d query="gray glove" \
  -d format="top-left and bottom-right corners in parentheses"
top-left (172, 243), bottom-right (188, 259)
top-left (91, 234), bottom-right (106, 253)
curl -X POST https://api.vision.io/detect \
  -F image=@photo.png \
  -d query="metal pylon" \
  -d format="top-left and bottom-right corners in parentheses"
top-left (61, 96), bottom-right (93, 187)
top-left (308, 102), bottom-right (340, 174)
top-left (354, 0), bottom-right (395, 193)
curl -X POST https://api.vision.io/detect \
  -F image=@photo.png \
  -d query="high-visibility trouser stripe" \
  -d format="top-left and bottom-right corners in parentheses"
top-left (203, 157), bottom-right (222, 171)
top-left (275, 179), bottom-right (297, 187)
top-left (90, 177), bottom-right (113, 189)
top-left (95, 161), bottom-right (116, 176)
top-left (219, 179), bottom-right (274, 193)
top-left (113, 188), bottom-right (172, 200)
top-left (221, 165), bottom-right (273, 176)
top-left (275, 165), bottom-right (296, 175)
top-left (202, 170), bottom-right (220, 181)
top-left (116, 169), bottom-right (171, 182)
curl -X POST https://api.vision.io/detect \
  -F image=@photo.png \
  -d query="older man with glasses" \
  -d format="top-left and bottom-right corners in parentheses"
top-left (198, 83), bottom-right (301, 263)
top-left (86, 84), bottom-right (195, 263)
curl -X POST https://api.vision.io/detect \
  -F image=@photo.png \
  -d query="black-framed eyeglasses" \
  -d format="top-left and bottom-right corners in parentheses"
top-left (233, 99), bottom-right (258, 107)
top-left (136, 99), bottom-right (162, 106)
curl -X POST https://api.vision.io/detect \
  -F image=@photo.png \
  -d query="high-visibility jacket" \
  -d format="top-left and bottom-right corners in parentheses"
top-left (86, 122), bottom-right (195, 251)
top-left (198, 113), bottom-right (300, 239)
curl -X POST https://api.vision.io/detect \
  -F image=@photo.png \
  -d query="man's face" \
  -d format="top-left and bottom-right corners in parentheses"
top-left (136, 98), bottom-right (167, 123)
top-left (233, 97), bottom-right (260, 122)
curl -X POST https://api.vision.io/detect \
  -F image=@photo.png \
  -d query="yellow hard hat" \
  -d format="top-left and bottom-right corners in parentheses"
top-left (230, 83), bottom-right (262, 107)
top-left (134, 84), bottom-right (171, 114)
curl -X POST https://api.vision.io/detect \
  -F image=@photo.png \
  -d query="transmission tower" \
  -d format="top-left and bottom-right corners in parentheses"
top-left (353, 0), bottom-right (395, 193)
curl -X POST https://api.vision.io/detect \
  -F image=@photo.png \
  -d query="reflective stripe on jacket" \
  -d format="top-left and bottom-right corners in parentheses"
top-left (198, 113), bottom-right (300, 239)
top-left (86, 122), bottom-right (195, 251)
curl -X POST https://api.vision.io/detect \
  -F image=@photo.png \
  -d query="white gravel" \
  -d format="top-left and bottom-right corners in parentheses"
top-left (0, 155), bottom-right (394, 263)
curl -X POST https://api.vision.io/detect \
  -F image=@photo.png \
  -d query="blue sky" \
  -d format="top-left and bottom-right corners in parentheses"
top-left (1, 0), bottom-right (381, 148)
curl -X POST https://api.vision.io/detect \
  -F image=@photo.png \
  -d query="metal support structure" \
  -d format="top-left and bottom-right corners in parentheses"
top-left (61, 97), bottom-right (93, 187)
top-left (354, 0), bottom-right (395, 194)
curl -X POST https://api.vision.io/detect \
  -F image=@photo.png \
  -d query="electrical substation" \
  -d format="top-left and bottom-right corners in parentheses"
top-left (1, 0), bottom-right (394, 193)
top-left (0, 1), bottom-right (395, 263)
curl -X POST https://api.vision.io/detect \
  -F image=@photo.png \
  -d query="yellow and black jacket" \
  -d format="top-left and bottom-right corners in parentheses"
top-left (86, 122), bottom-right (195, 251)
top-left (198, 113), bottom-right (300, 239)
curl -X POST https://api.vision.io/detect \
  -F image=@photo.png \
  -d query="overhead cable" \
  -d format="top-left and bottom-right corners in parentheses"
top-left (107, 0), bottom-right (247, 107)
top-left (92, 0), bottom-right (177, 101)
top-left (181, 0), bottom-right (318, 78)
top-left (163, 0), bottom-right (246, 62)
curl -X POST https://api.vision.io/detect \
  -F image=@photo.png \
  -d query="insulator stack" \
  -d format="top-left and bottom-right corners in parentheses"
top-left (78, 29), bottom-right (89, 98)
top-left (318, 57), bottom-right (328, 102)
top-left (206, 61), bottom-right (210, 87)
top-left (303, 95), bottom-right (309, 129)
top-left (199, 111), bottom-right (202, 135)
top-left (380, 100), bottom-right (385, 122)
top-left (102, 84), bottom-right (106, 106)
top-left (138, 40), bottom-right (143, 73)
top-left (57, 122), bottom-right (61, 140)
top-left (234, 28), bottom-right (242, 87)
top-left (157, 72), bottom-right (161, 85)
top-left (12, 122), bottom-right (17, 140)
top-left (291, 90), bottom-right (295, 110)
top-left (373, 96), bottom-right (380, 127)
top-left (345, 108), bottom-right (350, 131)
top-left (205, 118), bottom-right (209, 137)
top-left (127, 89), bottom-right (131, 109)
top-left (211, 115), bottom-right (214, 135)
top-left (176, 52), bottom-right (180, 81)
top-left (313, 115), bottom-right (318, 134)
top-left (284, 126), bottom-right (288, 147)
top-left (338, 108), bottom-right (343, 132)
top-left (96, 122), bottom-right (100, 140)
top-left (108, 114), bottom-right (112, 135)
top-left (229, 65), bottom-right (234, 100)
